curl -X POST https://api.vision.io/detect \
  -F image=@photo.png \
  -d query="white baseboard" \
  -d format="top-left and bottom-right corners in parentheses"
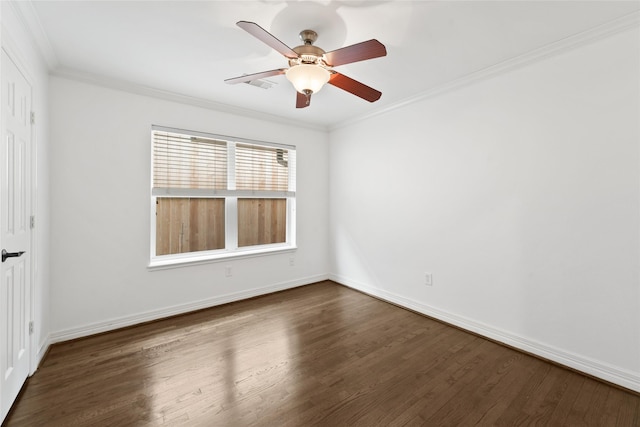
top-left (330, 273), bottom-right (640, 393)
top-left (44, 272), bottom-right (640, 393)
top-left (50, 274), bottom-right (329, 344)
top-left (31, 334), bottom-right (52, 375)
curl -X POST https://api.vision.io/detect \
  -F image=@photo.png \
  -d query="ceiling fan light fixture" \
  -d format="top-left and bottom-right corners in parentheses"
top-left (285, 64), bottom-right (330, 95)
top-left (227, 21), bottom-right (386, 107)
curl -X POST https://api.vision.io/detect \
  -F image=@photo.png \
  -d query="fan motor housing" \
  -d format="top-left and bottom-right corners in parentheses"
top-left (290, 45), bottom-right (326, 65)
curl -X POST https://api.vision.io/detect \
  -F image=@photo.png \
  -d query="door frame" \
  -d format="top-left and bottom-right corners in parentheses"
top-left (1, 32), bottom-right (38, 377)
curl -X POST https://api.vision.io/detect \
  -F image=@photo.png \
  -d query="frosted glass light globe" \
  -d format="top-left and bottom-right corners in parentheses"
top-left (285, 64), bottom-right (330, 94)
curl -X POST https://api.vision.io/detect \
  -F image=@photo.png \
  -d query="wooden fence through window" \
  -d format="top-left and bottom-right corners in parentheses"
top-left (156, 198), bottom-right (286, 255)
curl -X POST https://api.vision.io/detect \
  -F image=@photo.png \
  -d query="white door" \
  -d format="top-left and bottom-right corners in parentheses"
top-left (0, 49), bottom-right (32, 422)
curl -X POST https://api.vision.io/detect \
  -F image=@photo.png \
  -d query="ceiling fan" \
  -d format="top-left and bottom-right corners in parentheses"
top-left (225, 21), bottom-right (387, 108)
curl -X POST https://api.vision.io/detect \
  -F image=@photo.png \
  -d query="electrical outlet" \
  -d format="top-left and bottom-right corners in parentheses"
top-left (225, 266), bottom-right (232, 277)
top-left (289, 256), bottom-right (295, 267)
top-left (425, 272), bottom-right (433, 286)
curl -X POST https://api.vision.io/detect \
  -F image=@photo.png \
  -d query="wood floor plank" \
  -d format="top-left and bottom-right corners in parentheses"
top-left (616, 392), bottom-right (640, 426)
top-left (3, 281), bottom-right (639, 426)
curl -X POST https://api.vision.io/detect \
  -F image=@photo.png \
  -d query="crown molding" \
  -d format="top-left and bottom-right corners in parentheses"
top-left (13, 1), bottom-right (639, 133)
top-left (330, 10), bottom-right (640, 132)
top-left (51, 67), bottom-right (329, 132)
top-left (9, 0), bottom-right (59, 69)
top-left (15, 2), bottom-right (327, 131)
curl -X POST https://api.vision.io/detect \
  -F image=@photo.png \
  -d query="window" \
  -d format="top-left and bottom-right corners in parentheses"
top-left (150, 126), bottom-right (296, 267)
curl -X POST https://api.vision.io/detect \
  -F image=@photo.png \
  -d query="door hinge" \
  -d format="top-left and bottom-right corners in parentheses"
top-left (30, 111), bottom-right (35, 125)
top-left (29, 321), bottom-right (34, 335)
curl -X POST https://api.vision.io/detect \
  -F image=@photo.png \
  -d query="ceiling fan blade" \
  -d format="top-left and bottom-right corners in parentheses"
top-left (323, 39), bottom-right (387, 67)
top-left (224, 69), bottom-right (287, 84)
top-left (296, 91), bottom-right (310, 108)
top-left (237, 21), bottom-right (299, 59)
top-left (328, 72), bottom-right (382, 102)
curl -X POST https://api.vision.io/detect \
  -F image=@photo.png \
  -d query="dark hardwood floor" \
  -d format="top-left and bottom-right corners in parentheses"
top-left (4, 281), bottom-right (639, 426)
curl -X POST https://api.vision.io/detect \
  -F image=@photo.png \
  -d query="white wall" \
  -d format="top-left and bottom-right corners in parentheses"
top-left (1, 2), bottom-right (51, 366)
top-left (49, 77), bottom-right (329, 338)
top-left (329, 27), bottom-right (640, 391)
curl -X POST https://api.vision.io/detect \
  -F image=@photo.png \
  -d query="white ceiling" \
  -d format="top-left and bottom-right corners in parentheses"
top-left (25, 1), bottom-right (640, 128)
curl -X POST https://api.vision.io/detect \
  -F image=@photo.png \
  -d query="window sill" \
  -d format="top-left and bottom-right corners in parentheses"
top-left (148, 245), bottom-right (297, 271)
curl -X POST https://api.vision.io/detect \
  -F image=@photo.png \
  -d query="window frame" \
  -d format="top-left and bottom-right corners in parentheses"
top-left (149, 125), bottom-right (296, 270)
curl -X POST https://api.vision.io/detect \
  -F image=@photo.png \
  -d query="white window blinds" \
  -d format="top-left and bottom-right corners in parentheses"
top-left (236, 143), bottom-right (290, 192)
top-left (153, 130), bottom-right (227, 191)
top-left (152, 127), bottom-right (295, 197)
